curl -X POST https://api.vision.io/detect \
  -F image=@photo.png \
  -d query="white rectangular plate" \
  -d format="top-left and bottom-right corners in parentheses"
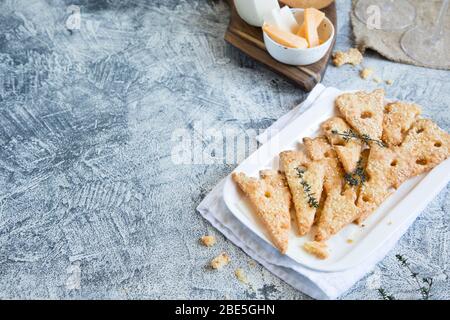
top-left (223, 87), bottom-right (450, 272)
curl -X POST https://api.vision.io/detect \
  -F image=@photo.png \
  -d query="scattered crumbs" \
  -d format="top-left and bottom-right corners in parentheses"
top-left (332, 48), bottom-right (363, 67)
top-left (373, 76), bottom-right (382, 83)
top-left (360, 68), bottom-right (374, 80)
top-left (386, 79), bottom-right (394, 85)
top-left (234, 268), bottom-right (249, 284)
top-left (346, 239), bottom-right (354, 244)
top-left (303, 241), bottom-right (329, 260)
top-left (210, 252), bottom-right (230, 270)
top-left (200, 235), bottom-right (216, 247)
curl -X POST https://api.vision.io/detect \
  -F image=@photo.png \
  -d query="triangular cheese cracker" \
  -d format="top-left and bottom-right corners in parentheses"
top-left (357, 119), bottom-right (450, 224)
top-left (396, 118), bottom-right (450, 177)
top-left (355, 145), bottom-right (407, 224)
top-left (382, 102), bottom-right (421, 147)
top-left (334, 142), bottom-right (361, 173)
top-left (315, 188), bottom-right (360, 241)
top-left (303, 136), bottom-right (344, 193)
top-left (335, 89), bottom-right (385, 140)
top-left (279, 150), bottom-right (325, 236)
top-left (321, 117), bottom-right (362, 173)
top-left (303, 136), bottom-right (336, 161)
top-left (232, 170), bottom-right (291, 254)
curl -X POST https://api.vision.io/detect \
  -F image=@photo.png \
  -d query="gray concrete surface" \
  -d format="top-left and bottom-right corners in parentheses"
top-left (0, 0), bottom-right (448, 299)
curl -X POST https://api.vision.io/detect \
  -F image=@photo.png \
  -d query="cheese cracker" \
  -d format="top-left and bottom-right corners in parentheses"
top-left (382, 102), bottom-right (421, 147)
top-left (335, 89), bottom-right (385, 141)
top-left (232, 170), bottom-right (291, 254)
top-left (321, 117), bottom-right (362, 173)
top-left (279, 150), bottom-right (325, 236)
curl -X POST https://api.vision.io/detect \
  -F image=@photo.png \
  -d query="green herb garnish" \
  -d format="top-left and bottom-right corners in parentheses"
top-left (395, 254), bottom-right (433, 300)
top-left (378, 254), bottom-right (434, 300)
top-left (344, 158), bottom-right (367, 187)
top-left (377, 288), bottom-right (395, 300)
top-left (331, 129), bottom-right (387, 148)
top-left (295, 167), bottom-right (320, 209)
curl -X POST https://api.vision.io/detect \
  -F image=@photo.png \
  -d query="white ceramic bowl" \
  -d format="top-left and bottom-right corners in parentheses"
top-left (263, 9), bottom-right (335, 66)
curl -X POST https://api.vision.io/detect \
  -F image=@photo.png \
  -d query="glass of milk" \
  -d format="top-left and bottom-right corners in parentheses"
top-left (234, 0), bottom-right (280, 27)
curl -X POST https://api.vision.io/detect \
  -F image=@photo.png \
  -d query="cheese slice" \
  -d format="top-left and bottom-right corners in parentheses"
top-left (264, 7), bottom-right (291, 33)
top-left (279, 6), bottom-right (300, 33)
top-left (280, 0), bottom-right (334, 9)
top-left (255, 0), bottom-right (281, 26)
top-left (263, 23), bottom-right (308, 48)
top-left (297, 8), bottom-right (325, 47)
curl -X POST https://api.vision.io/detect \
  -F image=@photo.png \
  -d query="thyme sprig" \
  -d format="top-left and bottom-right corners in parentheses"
top-left (377, 288), bottom-right (395, 300)
top-left (295, 167), bottom-right (320, 209)
top-left (344, 158), bottom-right (367, 187)
top-left (331, 129), bottom-right (387, 148)
top-left (378, 254), bottom-right (434, 300)
top-left (395, 254), bottom-right (433, 300)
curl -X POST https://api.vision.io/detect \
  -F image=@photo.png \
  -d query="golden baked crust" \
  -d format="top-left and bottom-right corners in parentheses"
top-left (335, 89), bottom-right (385, 141)
top-left (315, 188), bottom-right (360, 241)
top-left (303, 241), bottom-right (329, 259)
top-left (355, 145), bottom-right (410, 224)
top-left (303, 136), bottom-right (336, 161)
top-left (302, 136), bottom-right (346, 226)
top-left (332, 48), bottom-right (363, 67)
top-left (232, 170), bottom-right (291, 254)
top-left (321, 157), bottom-right (345, 194)
top-left (334, 141), bottom-right (362, 173)
top-left (279, 150), bottom-right (325, 236)
top-left (397, 119), bottom-right (450, 174)
top-left (357, 119), bottom-right (450, 224)
top-left (382, 102), bottom-right (421, 147)
top-left (321, 117), bottom-right (362, 173)
top-left (303, 136), bottom-right (345, 193)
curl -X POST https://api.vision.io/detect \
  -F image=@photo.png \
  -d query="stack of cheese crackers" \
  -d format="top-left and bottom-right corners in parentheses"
top-left (233, 89), bottom-right (450, 258)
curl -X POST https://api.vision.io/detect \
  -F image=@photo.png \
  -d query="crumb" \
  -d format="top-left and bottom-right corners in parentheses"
top-left (386, 79), bottom-right (394, 85)
top-left (224, 294), bottom-right (231, 300)
top-left (210, 252), bottom-right (230, 269)
top-left (248, 260), bottom-right (256, 267)
top-left (387, 221), bottom-right (393, 225)
top-left (373, 76), bottom-right (382, 83)
top-left (360, 68), bottom-right (374, 80)
top-left (234, 268), bottom-right (249, 284)
top-left (303, 241), bottom-right (329, 259)
top-left (332, 48), bottom-right (363, 67)
top-left (200, 235), bottom-right (216, 247)
top-left (346, 239), bottom-right (354, 244)
top-left (361, 224), bottom-right (366, 227)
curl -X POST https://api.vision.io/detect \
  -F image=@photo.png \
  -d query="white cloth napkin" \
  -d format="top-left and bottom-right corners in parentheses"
top-left (196, 85), bottom-right (424, 299)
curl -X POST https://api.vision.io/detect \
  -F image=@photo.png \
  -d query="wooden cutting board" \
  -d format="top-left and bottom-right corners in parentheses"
top-left (224, 0), bottom-right (337, 91)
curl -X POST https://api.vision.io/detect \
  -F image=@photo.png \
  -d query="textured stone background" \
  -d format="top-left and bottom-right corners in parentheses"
top-left (0, 0), bottom-right (448, 299)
